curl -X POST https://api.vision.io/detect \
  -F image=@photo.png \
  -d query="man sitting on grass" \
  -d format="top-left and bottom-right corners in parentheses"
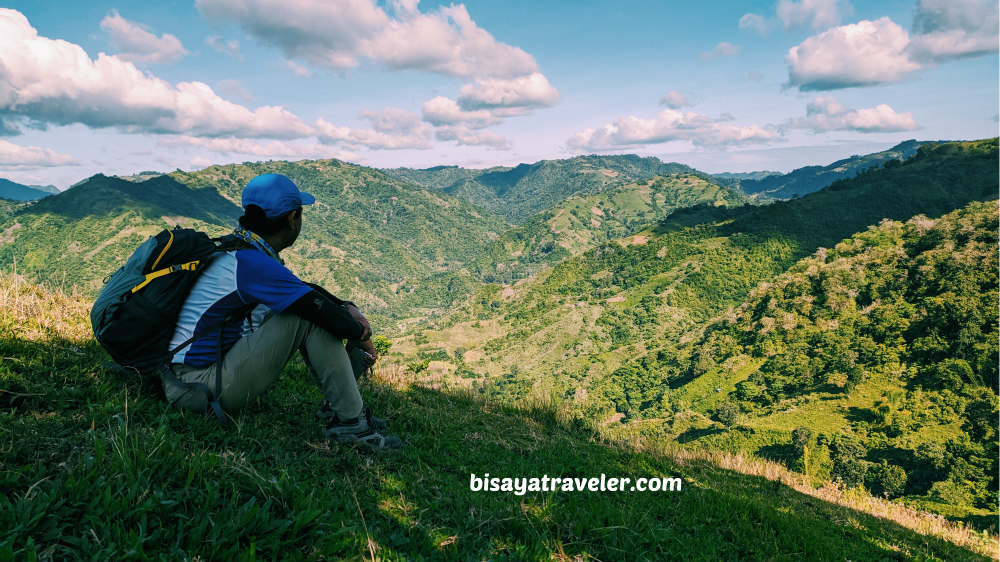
top-left (165, 173), bottom-right (402, 451)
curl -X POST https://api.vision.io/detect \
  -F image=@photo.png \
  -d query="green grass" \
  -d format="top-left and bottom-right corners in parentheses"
top-left (1, 275), bottom-right (996, 561)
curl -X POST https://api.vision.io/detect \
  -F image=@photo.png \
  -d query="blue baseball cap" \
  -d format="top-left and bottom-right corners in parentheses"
top-left (241, 174), bottom-right (315, 219)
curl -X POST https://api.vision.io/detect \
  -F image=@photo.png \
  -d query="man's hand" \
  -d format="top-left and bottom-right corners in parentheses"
top-left (354, 337), bottom-right (378, 366)
top-left (346, 303), bottom-right (372, 342)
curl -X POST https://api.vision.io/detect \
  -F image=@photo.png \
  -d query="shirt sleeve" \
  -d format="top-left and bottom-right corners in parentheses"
top-left (233, 250), bottom-right (312, 313)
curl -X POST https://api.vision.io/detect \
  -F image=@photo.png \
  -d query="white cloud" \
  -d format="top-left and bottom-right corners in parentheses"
top-left (456, 73), bottom-right (560, 111)
top-left (908, 0), bottom-right (999, 62)
top-left (739, 13), bottom-right (772, 36)
top-left (785, 17), bottom-right (920, 90)
top-left (100, 10), bottom-right (188, 64)
top-left (0, 9), bottom-right (312, 138)
top-left (567, 108), bottom-right (777, 151)
top-left (698, 42), bottom-right (741, 60)
top-left (360, 107), bottom-right (430, 137)
top-left (286, 60), bottom-right (313, 78)
top-left (434, 125), bottom-right (509, 148)
top-left (659, 91), bottom-right (691, 109)
top-left (421, 96), bottom-right (500, 129)
top-left (777, 0), bottom-right (850, 31)
top-left (785, 97), bottom-right (919, 132)
top-left (315, 117), bottom-right (431, 150)
top-left (786, 2), bottom-right (997, 91)
top-left (164, 136), bottom-right (346, 160)
top-left (206, 35), bottom-right (242, 59)
top-left (0, 139), bottom-right (78, 169)
top-left (195, 0), bottom-right (538, 80)
top-left (189, 156), bottom-right (214, 168)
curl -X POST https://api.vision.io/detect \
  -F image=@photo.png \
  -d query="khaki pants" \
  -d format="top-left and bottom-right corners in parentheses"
top-left (165, 313), bottom-right (363, 419)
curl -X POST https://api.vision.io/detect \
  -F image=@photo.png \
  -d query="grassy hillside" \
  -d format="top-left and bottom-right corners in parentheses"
top-left (0, 173), bottom-right (242, 295)
top-left (383, 154), bottom-right (701, 224)
top-left (0, 274), bottom-right (994, 561)
top-left (470, 172), bottom-right (749, 283)
top-left (396, 140), bottom-right (998, 416)
top-left (671, 200), bottom-right (998, 516)
top-left (0, 161), bottom-right (511, 329)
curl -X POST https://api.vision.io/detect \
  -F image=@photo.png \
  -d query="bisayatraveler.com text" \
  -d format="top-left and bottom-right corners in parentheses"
top-left (470, 473), bottom-right (682, 495)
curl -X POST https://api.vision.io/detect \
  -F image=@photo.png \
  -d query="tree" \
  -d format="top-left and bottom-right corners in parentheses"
top-left (793, 426), bottom-right (813, 478)
top-left (714, 402), bottom-right (740, 429)
top-left (868, 460), bottom-right (907, 498)
top-left (831, 435), bottom-right (868, 489)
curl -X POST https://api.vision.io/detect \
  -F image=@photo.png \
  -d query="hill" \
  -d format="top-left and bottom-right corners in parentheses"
top-left (738, 140), bottom-right (927, 200)
top-left (383, 154), bottom-right (701, 224)
top-left (0, 177), bottom-right (57, 201)
top-left (0, 161), bottom-right (510, 328)
top-left (0, 157), bottom-right (754, 332)
top-left (469, 172), bottom-right (750, 284)
top-left (393, 140), bottom-right (998, 524)
top-left (672, 199), bottom-right (998, 515)
top-left (0, 273), bottom-right (993, 561)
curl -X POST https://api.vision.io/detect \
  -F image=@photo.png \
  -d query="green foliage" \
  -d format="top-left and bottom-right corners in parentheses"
top-left (831, 435), bottom-right (869, 489)
top-left (713, 402), bottom-right (740, 428)
top-left (371, 334), bottom-right (393, 356)
top-left (406, 358), bottom-right (430, 374)
top-left (868, 460), bottom-right (908, 498)
top-left (2, 274), bottom-right (993, 561)
top-left (384, 154), bottom-right (704, 224)
top-left (792, 426), bottom-right (812, 449)
top-left (684, 198), bottom-right (998, 508)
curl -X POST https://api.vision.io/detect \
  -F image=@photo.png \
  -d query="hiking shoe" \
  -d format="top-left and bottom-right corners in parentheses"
top-left (323, 415), bottom-right (402, 451)
top-left (316, 401), bottom-right (387, 432)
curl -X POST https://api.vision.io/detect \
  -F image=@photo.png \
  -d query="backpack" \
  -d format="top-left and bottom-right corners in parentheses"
top-left (91, 227), bottom-right (251, 426)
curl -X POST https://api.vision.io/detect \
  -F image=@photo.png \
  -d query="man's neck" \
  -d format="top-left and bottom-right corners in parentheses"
top-left (261, 232), bottom-right (287, 254)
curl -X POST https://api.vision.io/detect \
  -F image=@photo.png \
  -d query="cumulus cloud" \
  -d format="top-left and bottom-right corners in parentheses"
top-left (100, 10), bottom-right (188, 64)
top-left (659, 91), bottom-right (691, 109)
top-left (785, 17), bottom-right (920, 90)
top-left (456, 73), bottom-right (560, 111)
top-left (739, 13), bottom-right (772, 36)
top-left (908, 0), bottom-right (999, 62)
top-left (698, 42), bottom-right (741, 60)
top-left (434, 125), bottom-right (509, 148)
top-left (786, 1), bottom-right (997, 91)
top-left (784, 97), bottom-right (919, 132)
top-left (420, 73), bottom-right (557, 147)
top-left (195, 0), bottom-right (538, 80)
top-left (0, 139), bottom-right (78, 169)
top-left (0, 9), bottom-right (313, 138)
top-left (777, 0), bottom-right (850, 31)
top-left (0, 10), bottom-right (439, 155)
top-left (163, 136), bottom-right (350, 160)
top-left (360, 106), bottom-right (430, 137)
top-left (422, 96), bottom-right (500, 129)
top-left (315, 115), bottom-right (431, 150)
top-left (567, 108), bottom-right (777, 151)
top-left (206, 35), bottom-right (242, 59)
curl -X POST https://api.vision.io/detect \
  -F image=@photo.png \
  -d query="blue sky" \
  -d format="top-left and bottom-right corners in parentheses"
top-left (0, 0), bottom-right (996, 188)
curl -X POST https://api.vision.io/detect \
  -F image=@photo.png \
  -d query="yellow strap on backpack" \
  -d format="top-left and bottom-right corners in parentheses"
top-left (130, 260), bottom-right (201, 294)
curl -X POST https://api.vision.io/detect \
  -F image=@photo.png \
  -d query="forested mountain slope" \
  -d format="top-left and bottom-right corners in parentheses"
top-left (736, 139), bottom-right (927, 200)
top-left (0, 160), bottom-right (509, 326)
top-left (384, 154), bottom-right (701, 224)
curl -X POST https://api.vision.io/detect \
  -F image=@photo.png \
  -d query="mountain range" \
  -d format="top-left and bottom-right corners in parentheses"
top-left (0, 139), bottom-right (996, 527)
top-left (729, 139), bottom-right (927, 200)
top-left (0, 178), bottom-right (59, 201)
